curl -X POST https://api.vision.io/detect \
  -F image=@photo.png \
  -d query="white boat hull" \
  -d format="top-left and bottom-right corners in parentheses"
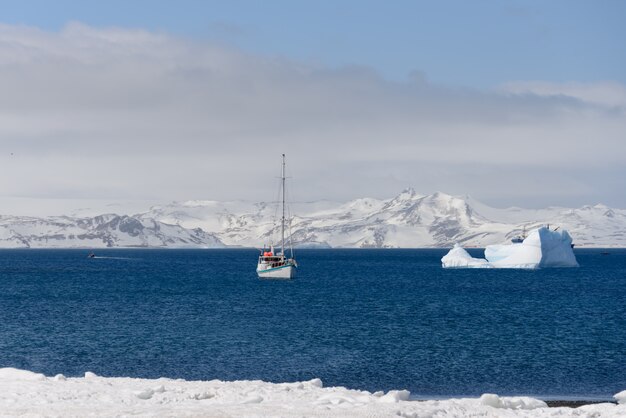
top-left (257, 264), bottom-right (296, 279)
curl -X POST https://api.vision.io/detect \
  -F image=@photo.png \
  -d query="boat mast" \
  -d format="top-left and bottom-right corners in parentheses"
top-left (281, 153), bottom-right (285, 257)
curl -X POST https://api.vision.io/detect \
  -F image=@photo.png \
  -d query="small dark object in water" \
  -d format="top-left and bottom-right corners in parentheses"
top-left (601, 251), bottom-right (610, 255)
top-left (88, 252), bottom-right (96, 258)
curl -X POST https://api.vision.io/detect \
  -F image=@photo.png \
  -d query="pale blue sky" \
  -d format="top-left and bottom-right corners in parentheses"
top-left (2, 0), bottom-right (624, 87)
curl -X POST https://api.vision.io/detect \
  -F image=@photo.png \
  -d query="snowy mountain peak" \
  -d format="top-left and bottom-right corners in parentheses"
top-left (401, 187), bottom-right (417, 196)
top-left (383, 188), bottom-right (422, 210)
top-left (395, 187), bottom-right (419, 200)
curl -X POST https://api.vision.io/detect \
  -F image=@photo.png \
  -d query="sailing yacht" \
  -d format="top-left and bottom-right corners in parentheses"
top-left (256, 154), bottom-right (298, 279)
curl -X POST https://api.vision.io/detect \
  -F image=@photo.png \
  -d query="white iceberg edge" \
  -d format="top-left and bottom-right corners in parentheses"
top-left (442, 226), bottom-right (579, 269)
top-left (0, 367), bottom-right (624, 417)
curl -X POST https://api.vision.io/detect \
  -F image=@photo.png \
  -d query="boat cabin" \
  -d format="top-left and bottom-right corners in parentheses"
top-left (258, 251), bottom-right (287, 268)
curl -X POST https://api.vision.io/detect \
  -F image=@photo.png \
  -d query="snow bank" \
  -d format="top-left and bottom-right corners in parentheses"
top-left (0, 367), bottom-right (46, 381)
top-left (0, 368), bottom-right (624, 417)
top-left (479, 393), bottom-right (547, 409)
top-left (442, 227), bottom-right (578, 269)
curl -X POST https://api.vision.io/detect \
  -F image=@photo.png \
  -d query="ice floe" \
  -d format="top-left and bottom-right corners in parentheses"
top-left (442, 227), bottom-right (579, 269)
top-left (0, 367), bottom-right (624, 417)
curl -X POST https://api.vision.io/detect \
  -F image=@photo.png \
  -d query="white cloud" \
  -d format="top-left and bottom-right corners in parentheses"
top-left (0, 22), bottom-right (624, 213)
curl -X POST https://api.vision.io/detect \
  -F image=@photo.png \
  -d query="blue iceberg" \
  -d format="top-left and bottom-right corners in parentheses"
top-left (442, 227), bottom-right (578, 269)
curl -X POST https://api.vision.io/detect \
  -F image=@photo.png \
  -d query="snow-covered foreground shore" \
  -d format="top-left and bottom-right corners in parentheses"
top-left (1, 368), bottom-right (625, 417)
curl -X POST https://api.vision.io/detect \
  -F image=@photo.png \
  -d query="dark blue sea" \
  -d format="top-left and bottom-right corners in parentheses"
top-left (0, 248), bottom-right (624, 400)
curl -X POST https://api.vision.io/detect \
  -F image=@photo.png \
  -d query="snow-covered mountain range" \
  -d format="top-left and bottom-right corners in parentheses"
top-left (143, 189), bottom-right (626, 248)
top-left (0, 214), bottom-right (224, 249)
top-left (1, 189), bottom-right (625, 248)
